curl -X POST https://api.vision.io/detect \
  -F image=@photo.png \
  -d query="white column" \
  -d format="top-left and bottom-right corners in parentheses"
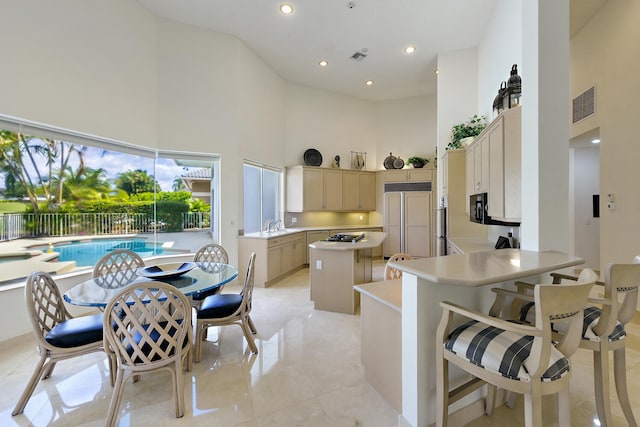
top-left (520, 0), bottom-right (571, 252)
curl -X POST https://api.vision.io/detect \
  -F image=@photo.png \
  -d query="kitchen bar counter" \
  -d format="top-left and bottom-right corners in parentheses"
top-left (238, 227), bottom-right (384, 287)
top-left (387, 249), bottom-right (584, 427)
top-left (241, 224), bottom-right (383, 240)
top-left (354, 279), bottom-right (402, 412)
top-left (392, 249), bottom-right (582, 287)
top-left (309, 232), bottom-right (387, 314)
top-left (308, 231), bottom-right (387, 251)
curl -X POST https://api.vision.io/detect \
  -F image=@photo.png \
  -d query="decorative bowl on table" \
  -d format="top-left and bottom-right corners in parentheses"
top-left (137, 262), bottom-right (197, 280)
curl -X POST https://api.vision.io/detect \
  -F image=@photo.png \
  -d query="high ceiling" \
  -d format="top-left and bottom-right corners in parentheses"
top-left (136, 0), bottom-right (607, 102)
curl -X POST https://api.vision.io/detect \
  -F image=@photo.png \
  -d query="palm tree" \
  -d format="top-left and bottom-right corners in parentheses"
top-left (0, 131), bottom-right (83, 212)
top-left (0, 131), bottom-right (49, 212)
top-left (54, 165), bottom-right (112, 202)
top-left (172, 176), bottom-right (186, 191)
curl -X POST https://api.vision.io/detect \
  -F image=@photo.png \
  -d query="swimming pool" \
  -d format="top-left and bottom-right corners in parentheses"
top-left (43, 238), bottom-right (181, 267)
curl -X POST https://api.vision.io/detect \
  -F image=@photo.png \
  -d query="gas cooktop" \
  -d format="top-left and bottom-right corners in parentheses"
top-left (326, 233), bottom-right (365, 243)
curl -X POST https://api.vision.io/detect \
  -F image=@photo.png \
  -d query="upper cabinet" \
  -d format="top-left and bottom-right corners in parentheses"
top-left (286, 166), bottom-right (375, 212)
top-left (342, 170), bottom-right (376, 211)
top-left (382, 169), bottom-right (434, 183)
top-left (465, 106), bottom-right (521, 222)
top-left (465, 136), bottom-right (490, 196)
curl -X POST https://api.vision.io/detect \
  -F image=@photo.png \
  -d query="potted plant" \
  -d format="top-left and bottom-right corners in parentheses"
top-left (447, 114), bottom-right (486, 150)
top-left (407, 156), bottom-right (429, 168)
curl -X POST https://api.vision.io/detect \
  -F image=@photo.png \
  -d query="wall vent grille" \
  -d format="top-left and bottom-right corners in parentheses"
top-left (572, 86), bottom-right (595, 123)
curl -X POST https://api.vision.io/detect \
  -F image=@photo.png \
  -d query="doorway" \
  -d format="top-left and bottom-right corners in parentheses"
top-left (570, 128), bottom-right (600, 270)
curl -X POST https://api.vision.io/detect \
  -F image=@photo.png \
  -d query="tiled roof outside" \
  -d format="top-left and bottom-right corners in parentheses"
top-left (181, 168), bottom-right (211, 180)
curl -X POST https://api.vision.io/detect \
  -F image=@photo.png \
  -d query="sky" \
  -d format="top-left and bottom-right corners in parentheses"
top-left (85, 147), bottom-right (186, 191)
top-left (0, 140), bottom-right (207, 192)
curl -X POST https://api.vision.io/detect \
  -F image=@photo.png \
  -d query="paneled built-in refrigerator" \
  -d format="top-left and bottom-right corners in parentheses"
top-left (383, 181), bottom-right (432, 258)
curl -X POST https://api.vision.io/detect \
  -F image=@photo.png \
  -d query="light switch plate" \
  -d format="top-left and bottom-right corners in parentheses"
top-left (316, 260), bottom-right (322, 270)
top-left (607, 193), bottom-right (616, 210)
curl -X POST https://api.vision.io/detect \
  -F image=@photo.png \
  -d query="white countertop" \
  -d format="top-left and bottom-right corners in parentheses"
top-left (354, 279), bottom-right (402, 313)
top-left (240, 225), bottom-right (383, 240)
top-left (308, 231), bottom-right (387, 251)
top-left (387, 249), bottom-right (584, 287)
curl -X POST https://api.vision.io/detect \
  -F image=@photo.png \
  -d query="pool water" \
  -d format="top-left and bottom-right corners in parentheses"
top-left (48, 239), bottom-right (174, 267)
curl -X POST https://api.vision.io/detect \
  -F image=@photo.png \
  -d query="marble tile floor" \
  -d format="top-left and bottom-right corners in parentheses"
top-left (2, 261), bottom-right (640, 426)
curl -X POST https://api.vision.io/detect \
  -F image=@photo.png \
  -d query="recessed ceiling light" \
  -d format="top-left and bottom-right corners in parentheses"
top-left (318, 60), bottom-right (328, 67)
top-left (592, 138), bottom-right (601, 144)
top-left (365, 80), bottom-right (374, 86)
top-left (404, 45), bottom-right (416, 54)
top-left (280, 3), bottom-right (294, 14)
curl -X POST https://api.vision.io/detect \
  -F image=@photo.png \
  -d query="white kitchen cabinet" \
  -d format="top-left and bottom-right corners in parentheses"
top-left (323, 169), bottom-right (343, 211)
top-left (468, 135), bottom-right (489, 195)
top-left (491, 106), bottom-right (521, 222)
top-left (488, 119), bottom-right (505, 218)
top-left (342, 171), bottom-right (376, 211)
top-left (286, 166), bottom-right (374, 212)
top-left (383, 169), bottom-right (434, 183)
top-left (358, 172), bottom-right (376, 211)
top-left (465, 106), bottom-right (521, 223)
top-left (238, 232), bottom-right (306, 287)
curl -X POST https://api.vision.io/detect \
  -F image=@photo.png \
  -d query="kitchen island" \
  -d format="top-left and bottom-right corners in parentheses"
top-left (309, 231), bottom-right (387, 314)
top-left (387, 249), bottom-right (584, 427)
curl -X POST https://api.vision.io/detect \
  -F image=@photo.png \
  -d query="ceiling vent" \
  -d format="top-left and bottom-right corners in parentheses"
top-left (350, 51), bottom-right (367, 61)
top-left (572, 86), bottom-right (595, 123)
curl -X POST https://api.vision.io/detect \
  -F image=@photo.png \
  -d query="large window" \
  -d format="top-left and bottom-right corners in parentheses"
top-left (0, 114), bottom-right (221, 283)
top-left (243, 162), bottom-right (281, 234)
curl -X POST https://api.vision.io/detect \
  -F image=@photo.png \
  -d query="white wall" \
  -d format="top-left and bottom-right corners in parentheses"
top-left (572, 146), bottom-right (600, 269)
top-left (570, 0), bottom-right (640, 265)
top-left (284, 84), bottom-right (377, 169)
top-left (155, 19), bottom-right (243, 260)
top-left (436, 47), bottom-right (479, 199)
top-left (373, 95), bottom-right (437, 169)
top-left (477, 0), bottom-right (523, 120)
top-left (0, 0), bottom-right (158, 147)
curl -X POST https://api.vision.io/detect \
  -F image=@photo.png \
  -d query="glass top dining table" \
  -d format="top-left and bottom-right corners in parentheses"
top-left (63, 262), bottom-right (239, 307)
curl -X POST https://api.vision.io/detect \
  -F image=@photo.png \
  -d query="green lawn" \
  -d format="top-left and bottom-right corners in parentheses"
top-left (0, 202), bottom-right (28, 213)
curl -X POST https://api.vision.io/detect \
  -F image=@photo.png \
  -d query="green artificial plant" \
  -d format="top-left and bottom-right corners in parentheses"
top-left (448, 115), bottom-right (486, 150)
top-left (407, 156), bottom-right (429, 168)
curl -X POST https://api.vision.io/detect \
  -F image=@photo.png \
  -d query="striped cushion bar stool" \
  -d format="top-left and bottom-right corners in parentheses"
top-left (436, 274), bottom-right (595, 427)
top-left (512, 262), bottom-right (640, 427)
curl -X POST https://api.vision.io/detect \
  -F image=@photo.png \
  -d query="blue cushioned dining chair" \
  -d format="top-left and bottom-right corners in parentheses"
top-left (195, 252), bottom-right (257, 361)
top-left (190, 243), bottom-right (229, 311)
top-left (102, 281), bottom-right (193, 426)
top-left (436, 271), bottom-right (596, 427)
top-left (12, 271), bottom-right (115, 416)
top-left (93, 249), bottom-right (145, 289)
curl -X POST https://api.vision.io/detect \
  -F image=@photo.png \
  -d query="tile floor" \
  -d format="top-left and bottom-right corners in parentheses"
top-left (2, 261), bottom-right (640, 426)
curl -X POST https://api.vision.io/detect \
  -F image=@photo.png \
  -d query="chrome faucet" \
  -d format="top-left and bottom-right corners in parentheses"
top-left (265, 219), bottom-right (282, 232)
